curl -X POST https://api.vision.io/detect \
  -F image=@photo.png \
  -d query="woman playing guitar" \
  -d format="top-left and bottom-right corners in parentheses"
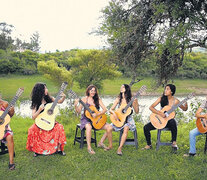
top-left (26, 82), bottom-right (67, 156)
top-left (143, 84), bottom-right (188, 150)
top-left (184, 97), bottom-right (207, 157)
top-left (74, 84), bottom-right (112, 154)
top-left (99, 84), bottom-right (139, 156)
top-left (0, 95), bottom-right (15, 170)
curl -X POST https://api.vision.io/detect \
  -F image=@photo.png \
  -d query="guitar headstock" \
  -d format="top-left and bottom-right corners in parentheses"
top-left (67, 89), bottom-right (78, 99)
top-left (187, 92), bottom-right (195, 100)
top-left (16, 87), bottom-right (24, 97)
top-left (135, 85), bottom-right (147, 97)
top-left (59, 82), bottom-right (68, 93)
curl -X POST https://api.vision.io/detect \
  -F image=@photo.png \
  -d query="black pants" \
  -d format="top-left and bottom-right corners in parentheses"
top-left (143, 119), bottom-right (177, 146)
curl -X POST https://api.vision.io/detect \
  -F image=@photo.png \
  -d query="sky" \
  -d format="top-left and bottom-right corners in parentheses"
top-left (0, 0), bottom-right (110, 52)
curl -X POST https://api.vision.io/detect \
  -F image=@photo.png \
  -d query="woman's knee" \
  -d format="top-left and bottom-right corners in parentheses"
top-left (123, 126), bottom-right (129, 134)
top-left (85, 123), bottom-right (92, 131)
top-left (106, 124), bottom-right (113, 132)
top-left (6, 134), bottom-right (13, 142)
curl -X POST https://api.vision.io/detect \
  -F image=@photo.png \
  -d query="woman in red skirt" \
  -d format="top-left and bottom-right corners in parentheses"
top-left (26, 82), bottom-right (67, 157)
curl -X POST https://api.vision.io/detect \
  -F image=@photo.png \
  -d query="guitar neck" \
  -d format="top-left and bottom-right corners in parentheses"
top-left (50, 92), bottom-right (61, 111)
top-left (79, 99), bottom-right (93, 114)
top-left (123, 92), bottom-right (140, 112)
top-left (167, 97), bottom-right (188, 114)
top-left (0, 95), bottom-right (18, 119)
top-left (50, 83), bottom-right (67, 111)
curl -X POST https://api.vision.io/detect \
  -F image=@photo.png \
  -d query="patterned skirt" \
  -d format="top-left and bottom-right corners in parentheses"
top-left (111, 115), bottom-right (136, 132)
top-left (26, 122), bottom-right (66, 155)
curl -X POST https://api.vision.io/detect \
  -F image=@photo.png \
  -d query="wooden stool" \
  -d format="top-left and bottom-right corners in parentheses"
top-left (156, 128), bottom-right (172, 150)
top-left (119, 128), bottom-right (138, 149)
top-left (74, 124), bottom-right (97, 148)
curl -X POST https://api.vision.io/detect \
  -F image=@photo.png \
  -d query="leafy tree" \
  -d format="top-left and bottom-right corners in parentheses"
top-left (68, 49), bottom-right (121, 89)
top-left (0, 22), bottom-right (14, 50)
top-left (37, 60), bottom-right (72, 88)
top-left (98, 0), bottom-right (207, 86)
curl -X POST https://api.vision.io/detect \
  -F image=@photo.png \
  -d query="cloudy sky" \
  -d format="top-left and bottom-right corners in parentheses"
top-left (0, 0), bottom-right (110, 52)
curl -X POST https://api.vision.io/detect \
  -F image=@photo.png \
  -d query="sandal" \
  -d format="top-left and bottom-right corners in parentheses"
top-left (57, 151), bottom-right (66, 156)
top-left (8, 163), bottom-right (15, 170)
top-left (98, 143), bottom-right (107, 149)
top-left (142, 145), bottom-right (152, 150)
top-left (172, 144), bottom-right (178, 151)
top-left (183, 153), bottom-right (196, 157)
top-left (117, 151), bottom-right (123, 156)
top-left (88, 148), bottom-right (95, 155)
top-left (98, 143), bottom-right (112, 151)
top-left (33, 153), bottom-right (40, 157)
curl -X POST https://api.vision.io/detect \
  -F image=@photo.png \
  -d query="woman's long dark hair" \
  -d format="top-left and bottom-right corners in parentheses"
top-left (119, 84), bottom-right (132, 105)
top-left (31, 82), bottom-right (53, 111)
top-left (161, 84), bottom-right (176, 108)
top-left (86, 85), bottom-right (100, 110)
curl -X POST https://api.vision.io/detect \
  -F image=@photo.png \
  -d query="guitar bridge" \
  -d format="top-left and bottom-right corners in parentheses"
top-left (41, 118), bottom-right (51, 124)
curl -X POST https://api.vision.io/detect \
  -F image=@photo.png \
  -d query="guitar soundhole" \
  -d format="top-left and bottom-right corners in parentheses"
top-left (47, 109), bottom-right (53, 115)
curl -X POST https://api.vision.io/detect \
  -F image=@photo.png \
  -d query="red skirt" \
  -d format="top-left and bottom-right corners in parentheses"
top-left (26, 122), bottom-right (66, 155)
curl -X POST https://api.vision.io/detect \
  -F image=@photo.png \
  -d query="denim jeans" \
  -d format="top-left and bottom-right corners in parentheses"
top-left (189, 128), bottom-right (202, 154)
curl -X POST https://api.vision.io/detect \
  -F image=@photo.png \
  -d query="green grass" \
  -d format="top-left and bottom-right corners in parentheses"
top-left (0, 75), bottom-right (207, 101)
top-left (0, 110), bottom-right (207, 179)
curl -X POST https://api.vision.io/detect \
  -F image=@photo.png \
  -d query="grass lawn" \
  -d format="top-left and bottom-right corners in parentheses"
top-left (0, 110), bottom-right (207, 179)
top-left (0, 75), bottom-right (207, 101)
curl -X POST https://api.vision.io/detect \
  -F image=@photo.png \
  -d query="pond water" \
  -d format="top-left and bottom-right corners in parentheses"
top-left (15, 95), bottom-right (206, 123)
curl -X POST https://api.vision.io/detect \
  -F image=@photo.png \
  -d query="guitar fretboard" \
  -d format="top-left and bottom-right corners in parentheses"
top-left (166, 97), bottom-right (188, 114)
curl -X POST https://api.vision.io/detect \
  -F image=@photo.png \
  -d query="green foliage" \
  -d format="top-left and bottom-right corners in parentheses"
top-left (68, 49), bottom-right (121, 90)
top-left (37, 60), bottom-right (72, 88)
top-left (177, 52), bottom-right (207, 79)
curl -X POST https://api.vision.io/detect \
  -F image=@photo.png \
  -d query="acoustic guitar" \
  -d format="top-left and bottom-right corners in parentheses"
top-left (150, 93), bottom-right (195, 129)
top-left (35, 82), bottom-right (68, 131)
top-left (0, 88), bottom-right (24, 140)
top-left (68, 90), bottom-right (107, 130)
top-left (196, 117), bottom-right (207, 133)
top-left (110, 85), bottom-right (147, 128)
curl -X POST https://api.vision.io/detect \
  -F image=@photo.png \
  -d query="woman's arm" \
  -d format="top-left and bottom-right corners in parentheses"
top-left (96, 98), bottom-right (107, 116)
top-left (175, 99), bottom-right (188, 111)
top-left (149, 97), bottom-right (165, 117)
top-left (195, 107), bottom-right (207, 119)
top-left (57, 92), bottom-right (66, 104)
top-left (8, 106), bottom-right (15, 117)
top-left (32, 104), bottom-right (45, 120)
top-left (132, 98), bottom-right (139, 114)
top-left (109, 98), bottom-right (119, 120)
top-left (74, 97), bottom-right (85, 114)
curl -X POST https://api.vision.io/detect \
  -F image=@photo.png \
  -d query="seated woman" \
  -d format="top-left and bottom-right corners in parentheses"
top-left (99, 84), bottom-right (139, 156)
top-left (184, 97), bottom-right (207, 157)
top-left (26, 82), bottom-right (67, 156)
top-left (0, 95), bottom-right (15, 170)
top-left (74, 84), bottom-right (113, 154)
top-left (143, 84), bottom-right (188, 150)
